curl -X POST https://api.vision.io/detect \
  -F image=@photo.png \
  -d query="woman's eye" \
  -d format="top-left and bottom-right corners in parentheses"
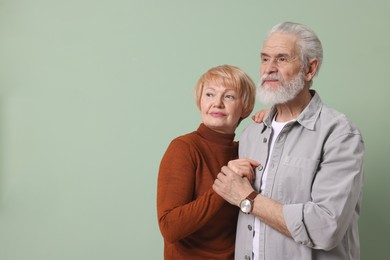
top-left (225, 95), bottom-right (235, 100)
top-left (205, 93), bottom-right (214, 97)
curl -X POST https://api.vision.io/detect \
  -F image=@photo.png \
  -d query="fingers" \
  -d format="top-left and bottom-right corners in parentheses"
top-left (227, 158), bottom-right (259, 169)
top-left (215, 167), bottom-right (234, 188)
top-left (245, 158), bottom-right (261, 167)
top-left (252, 113), bottom-right (262, 123)
top-left (220, 165), bottom-right (235, 177)
top-left (227, 159), bottom-right (260, 181)
top-left (251, 108), bottom-right (270, 124)
top-left (252, 112), bottom-right (263, 123)
top-left (213, 167), bottom-right (254, 206)
top-left (212, 177), bottom-right (222, 192)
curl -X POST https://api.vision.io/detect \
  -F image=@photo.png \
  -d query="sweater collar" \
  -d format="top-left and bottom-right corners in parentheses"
top-left (197, 123), bottom-right (236, 146)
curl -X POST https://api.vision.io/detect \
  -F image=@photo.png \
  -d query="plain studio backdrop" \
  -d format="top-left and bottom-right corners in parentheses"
top-left (0, 1), bottom-right (389, 259)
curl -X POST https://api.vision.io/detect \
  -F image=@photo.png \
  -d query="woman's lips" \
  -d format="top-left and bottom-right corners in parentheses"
top-left (210, 112), bottom-right (226, 117)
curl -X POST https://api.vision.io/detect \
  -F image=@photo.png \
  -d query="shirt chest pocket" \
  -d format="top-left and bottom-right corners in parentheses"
top-left (276, 155), bottom-right (320, 203)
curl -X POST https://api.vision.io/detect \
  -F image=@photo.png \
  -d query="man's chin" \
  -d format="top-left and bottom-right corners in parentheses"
top-left (258, 94), bottom-right (293, 106)
top-left (258, 89), bottom-right (280, 105)
top-left (262, 83), bottom-right (282, 92)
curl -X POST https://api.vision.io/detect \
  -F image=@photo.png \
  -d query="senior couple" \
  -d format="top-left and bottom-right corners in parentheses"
top-left (157, 22), bottom-right (364, 260)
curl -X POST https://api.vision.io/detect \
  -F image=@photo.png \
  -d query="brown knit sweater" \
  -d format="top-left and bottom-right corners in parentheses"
top-left (157, 124), bottom-right (239, 259)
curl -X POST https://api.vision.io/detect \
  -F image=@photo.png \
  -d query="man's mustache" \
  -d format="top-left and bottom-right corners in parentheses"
top-left (261, 73), bottom-right (283, 85)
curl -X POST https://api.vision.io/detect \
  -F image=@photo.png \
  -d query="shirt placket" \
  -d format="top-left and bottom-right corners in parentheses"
top-left (259, 124), bottom-right (292, 260)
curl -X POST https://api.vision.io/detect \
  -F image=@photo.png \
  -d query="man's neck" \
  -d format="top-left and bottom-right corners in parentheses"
top-left (274, 88), bottom-right (312, 122)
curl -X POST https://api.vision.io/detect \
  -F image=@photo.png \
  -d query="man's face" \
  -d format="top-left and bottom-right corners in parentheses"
top-left (258, 33), bottom-right (304, 105)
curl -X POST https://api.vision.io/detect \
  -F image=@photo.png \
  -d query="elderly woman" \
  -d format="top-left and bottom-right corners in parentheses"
top-left (157, 65), bottom-right (258, 259)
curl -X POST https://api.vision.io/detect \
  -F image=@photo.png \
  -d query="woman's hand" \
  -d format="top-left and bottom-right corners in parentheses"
top-left (252, 108), bottom-right (270, 123)
top-left (226, 158), bottom-right (260, 184)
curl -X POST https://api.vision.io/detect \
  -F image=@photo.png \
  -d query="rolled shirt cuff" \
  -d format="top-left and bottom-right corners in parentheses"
top-left (283, 203), bottom-right (314, 247)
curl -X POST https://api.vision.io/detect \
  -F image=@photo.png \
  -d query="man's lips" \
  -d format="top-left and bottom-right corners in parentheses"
top-left (262, 78), bottom-right (279, 85)
top-left (261, 73), bottom-right (282, 85)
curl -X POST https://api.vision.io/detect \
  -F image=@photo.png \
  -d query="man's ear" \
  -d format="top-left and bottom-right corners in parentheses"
top-left (304, 59), bottom-right (319, 81)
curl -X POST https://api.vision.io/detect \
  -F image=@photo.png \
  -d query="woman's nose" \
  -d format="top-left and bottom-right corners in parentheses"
top-left (213, 96), bottom-right (224, 107)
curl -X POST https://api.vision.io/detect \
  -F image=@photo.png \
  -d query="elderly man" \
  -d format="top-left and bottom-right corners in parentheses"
top-left (213, 22), bottom-right (365, 260)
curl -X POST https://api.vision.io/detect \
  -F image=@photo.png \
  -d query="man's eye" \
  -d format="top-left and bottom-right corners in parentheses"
top-left (261, 58), bottom-right (269, 63)
top-left (278, 57), bottom-right (287, 62)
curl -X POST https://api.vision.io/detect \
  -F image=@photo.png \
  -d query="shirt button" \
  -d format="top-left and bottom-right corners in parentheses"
top-left (257, 165), bottom-right (263, 171)
top-left (263, 138), bottom-right (267, 143)
top-left (248, 225), bottom-right (252, 231)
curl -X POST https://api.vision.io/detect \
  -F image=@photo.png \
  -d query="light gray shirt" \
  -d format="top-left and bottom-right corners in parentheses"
top-left (235, 91), bottom-right (365, 260)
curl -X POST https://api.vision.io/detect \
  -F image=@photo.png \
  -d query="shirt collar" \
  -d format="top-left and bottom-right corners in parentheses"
top-left (263, 90), bottom-right (323, 131)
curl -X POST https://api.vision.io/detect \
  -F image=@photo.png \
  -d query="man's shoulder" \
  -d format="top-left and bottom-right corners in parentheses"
top-left (242, 121), bottom-right (265, 135)
top-left (239, 122), bottom-right (268, 146)
top-left (319, 105), bottom-right (361, 135)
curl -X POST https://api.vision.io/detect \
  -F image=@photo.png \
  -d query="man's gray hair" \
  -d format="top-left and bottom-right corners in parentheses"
top-left (268, 22), bottom-right (323, 74)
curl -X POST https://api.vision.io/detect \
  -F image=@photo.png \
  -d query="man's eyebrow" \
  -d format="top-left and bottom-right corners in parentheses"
top-left (261, 52), bottom-right (290, 58)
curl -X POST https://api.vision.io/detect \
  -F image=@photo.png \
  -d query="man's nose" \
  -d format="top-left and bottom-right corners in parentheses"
top-left (263, 59), bottom-right (278, 74)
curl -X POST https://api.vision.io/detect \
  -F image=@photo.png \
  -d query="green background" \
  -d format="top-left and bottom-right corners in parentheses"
top-left (0, 0), bottom-right (389, 259)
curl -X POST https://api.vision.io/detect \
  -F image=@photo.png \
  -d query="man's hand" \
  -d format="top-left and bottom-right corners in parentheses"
top-left (213, 159), bottom-right (259, 206)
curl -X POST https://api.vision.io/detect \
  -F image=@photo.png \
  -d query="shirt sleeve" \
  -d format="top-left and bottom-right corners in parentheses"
top-left (283, 131), bottom-right (365, 250)
top-left (157, 139), bottom-right (226, 243)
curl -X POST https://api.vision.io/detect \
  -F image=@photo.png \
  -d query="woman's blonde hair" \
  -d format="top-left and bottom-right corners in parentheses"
top-left (194, 65), bottom-right (256, 120)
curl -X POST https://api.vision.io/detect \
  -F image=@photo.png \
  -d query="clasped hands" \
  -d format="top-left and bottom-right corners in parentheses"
top-left (212, 158), bottom-right (260, 207)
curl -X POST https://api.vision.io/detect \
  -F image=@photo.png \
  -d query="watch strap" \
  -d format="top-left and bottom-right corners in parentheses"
top-left (246, 191), bottom-right (258, 202)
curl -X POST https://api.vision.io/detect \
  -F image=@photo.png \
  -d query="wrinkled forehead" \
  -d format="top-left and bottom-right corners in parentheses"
top-left (262, 32), bottom-right (300, 56)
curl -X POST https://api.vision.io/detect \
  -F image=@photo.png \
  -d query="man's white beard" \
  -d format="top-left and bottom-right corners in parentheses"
top-left (257, 71), bottom-right (305, 106)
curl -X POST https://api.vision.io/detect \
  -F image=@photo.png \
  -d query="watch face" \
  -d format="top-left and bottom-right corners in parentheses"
top-left (240, 199), bottom-right (252, 214)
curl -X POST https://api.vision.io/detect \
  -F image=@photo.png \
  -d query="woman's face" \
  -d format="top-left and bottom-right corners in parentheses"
top-left (200, 83), bottom-right (244, 134)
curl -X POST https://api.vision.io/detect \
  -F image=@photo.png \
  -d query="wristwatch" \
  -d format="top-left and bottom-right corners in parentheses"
top-left (239, 191), bottom-right (258, 214)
